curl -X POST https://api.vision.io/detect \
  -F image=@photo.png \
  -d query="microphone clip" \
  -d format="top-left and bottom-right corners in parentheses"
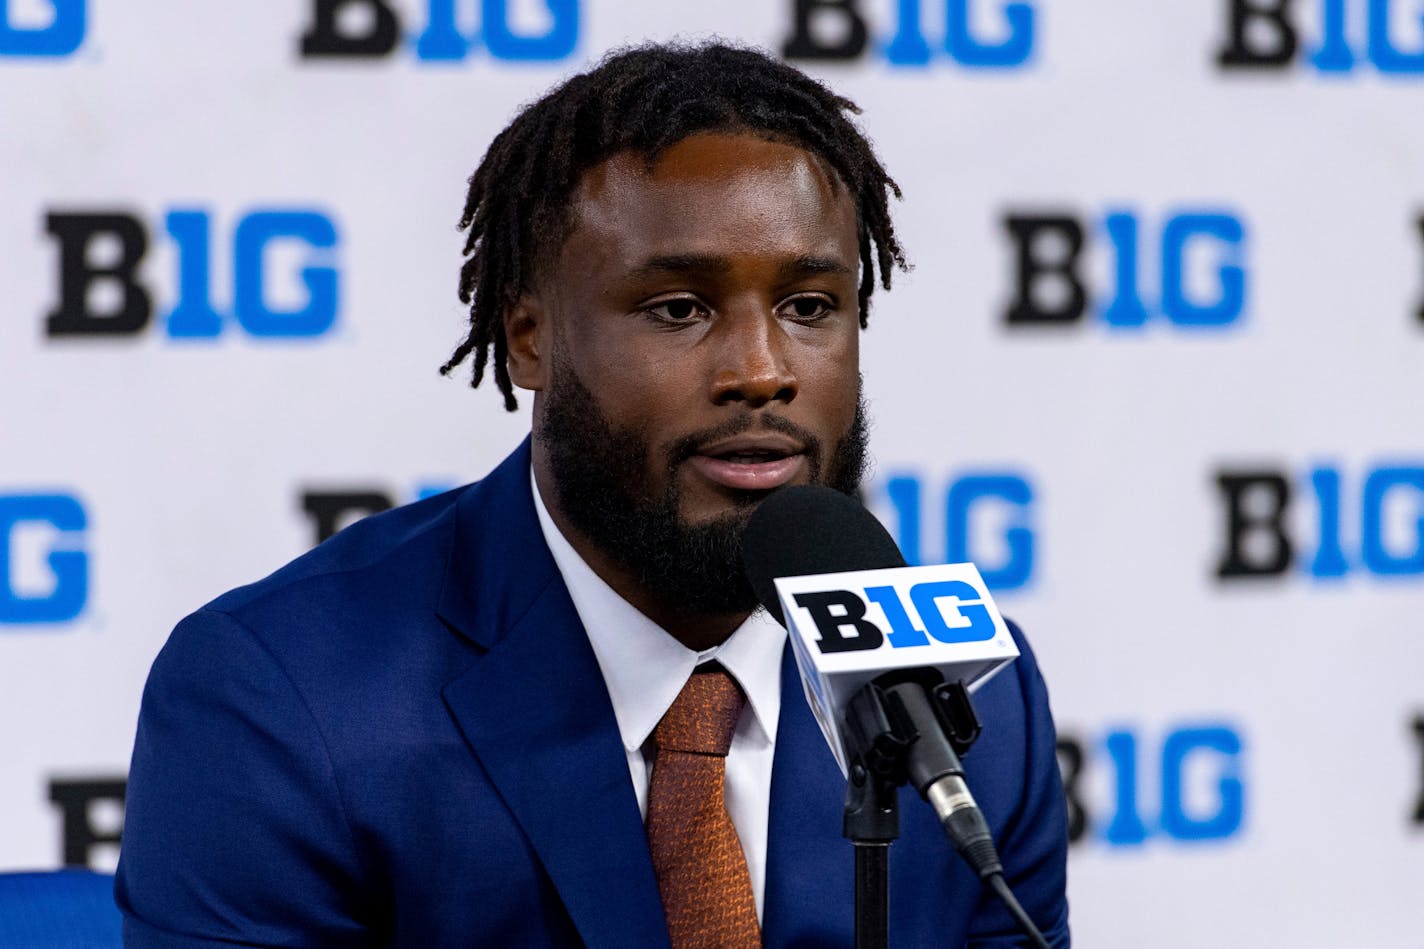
top-left (841, 677), bottom-right (984, 845)
top-left (839, 677), bottom-right (995, 949)
top-left (927, 679), bottom-right (982, 758)
top-left (841, 683), bottom-right (913, 844)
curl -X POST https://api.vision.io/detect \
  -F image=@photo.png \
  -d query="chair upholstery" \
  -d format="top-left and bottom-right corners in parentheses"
top-left (0, 870), bottom-right (122, 948)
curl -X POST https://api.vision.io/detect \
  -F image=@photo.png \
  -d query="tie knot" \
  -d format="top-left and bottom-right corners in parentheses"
top-left (653, 665), bottom-right (745, 756)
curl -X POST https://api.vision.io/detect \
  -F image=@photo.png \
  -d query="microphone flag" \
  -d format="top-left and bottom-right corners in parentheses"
top-left (772, 562), bottom-right (1019, 775)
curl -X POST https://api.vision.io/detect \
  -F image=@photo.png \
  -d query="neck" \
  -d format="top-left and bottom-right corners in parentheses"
top-left (532, 460), bottom-right (749, 653)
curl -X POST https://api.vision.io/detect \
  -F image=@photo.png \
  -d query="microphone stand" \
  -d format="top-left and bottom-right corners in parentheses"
top-left (841, 684), bottom-right (908, 949)
top-left (840, 680), bottom-right (983, 949)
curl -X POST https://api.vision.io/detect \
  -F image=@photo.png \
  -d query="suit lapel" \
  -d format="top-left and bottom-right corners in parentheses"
top-left (762, 645), bottom-right (855, 947)
top-left (437, 441), bottom-right (669, 949)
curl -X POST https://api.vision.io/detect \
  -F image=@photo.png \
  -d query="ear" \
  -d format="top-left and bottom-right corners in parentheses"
top-left (504, 294), bottom-right (549, 392)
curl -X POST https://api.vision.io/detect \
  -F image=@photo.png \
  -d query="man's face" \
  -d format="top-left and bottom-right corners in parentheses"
top-left (513, 131), bottom-right (867, 615)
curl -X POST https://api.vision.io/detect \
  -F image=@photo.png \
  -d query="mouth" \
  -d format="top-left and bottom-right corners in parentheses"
top-left (685, 435), bottom-right (808, 492)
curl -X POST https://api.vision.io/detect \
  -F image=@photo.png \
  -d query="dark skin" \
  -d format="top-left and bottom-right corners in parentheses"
top-left (505, 131), bottom-right (863, 651)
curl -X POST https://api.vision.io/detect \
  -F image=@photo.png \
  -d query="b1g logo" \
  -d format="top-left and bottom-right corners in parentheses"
top-left (0, 493), bottom-right (88, 626)
top-left (44, 208), bottom-right (341, 341)
top-left (1004, 208), bottom-right (1249, 330)
top-left (300, 482), bottom-right (453, 546)
top-left (782, 0), bottom-right (1035, 69)
top-left (1214, 462), bottom-right (1424, 580)
top-left (793, 577), bottom-right (996, 654)
top-left (1411, 712), bottom-right (1424, 826)
top-left (50, 777), bottom-right (125, 869)
top-left (0, 0), bottom-right (84, 57)
top-left (299, 0), bottom-right (579, 62)
top-left (874, 471), bottom-right (1036, 591)
top-left (1218, 0), bottom-right (1424, 75)
top-left (1416, 213), bottom-right (1424, 325)
top-left (1058, 721), bottom-right (1247, 847)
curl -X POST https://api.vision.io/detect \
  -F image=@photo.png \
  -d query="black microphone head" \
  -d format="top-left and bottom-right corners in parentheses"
top-left (742, 484), bottom-right (906, 626)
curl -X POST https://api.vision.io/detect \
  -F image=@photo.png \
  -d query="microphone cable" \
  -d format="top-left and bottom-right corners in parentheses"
top-left (936, 787), bottom-right (1050, 949)
top-left (987, 873), bottom-right (1051, 949)
top-left (882, 680), bottom-right (1052, 949)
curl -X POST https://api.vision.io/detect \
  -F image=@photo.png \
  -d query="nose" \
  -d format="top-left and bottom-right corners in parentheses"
top-left (708, 309), bottom-right (798, 408)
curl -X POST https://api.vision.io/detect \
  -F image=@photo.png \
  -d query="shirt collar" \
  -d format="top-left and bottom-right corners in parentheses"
top-left (530, 467), bottom-right (784, 753)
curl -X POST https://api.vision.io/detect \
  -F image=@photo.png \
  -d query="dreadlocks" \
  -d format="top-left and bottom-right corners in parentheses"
top-left (440, 41), bottom-right (907, 411)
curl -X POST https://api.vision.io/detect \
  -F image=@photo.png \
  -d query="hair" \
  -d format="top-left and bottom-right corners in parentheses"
top-left (441, 41), bottom-right (907, 411)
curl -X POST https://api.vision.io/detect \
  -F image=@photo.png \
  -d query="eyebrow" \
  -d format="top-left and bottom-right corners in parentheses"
top-left (629, 253), bottom-right (854, 279)
top-left (782, 255), bottom-right (854, 278)
top-left (630, 253), bottom-right (733, 278)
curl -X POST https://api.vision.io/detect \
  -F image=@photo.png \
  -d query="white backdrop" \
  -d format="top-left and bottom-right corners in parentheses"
top-left (3, 2), bottom-right (1423, 946)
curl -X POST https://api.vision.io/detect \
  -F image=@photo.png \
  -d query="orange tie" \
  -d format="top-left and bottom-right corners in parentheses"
top-left (646, 664), bottom-right (762, 948)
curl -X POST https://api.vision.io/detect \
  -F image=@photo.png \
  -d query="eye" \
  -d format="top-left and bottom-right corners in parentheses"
top-left (780, 294), bottom-right (834, 322)
top-left (644, 297), bottom-right (708, 324)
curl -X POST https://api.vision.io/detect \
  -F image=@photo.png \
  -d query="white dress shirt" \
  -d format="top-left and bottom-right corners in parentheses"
top-left (531, 471), bottom-right (786, 920)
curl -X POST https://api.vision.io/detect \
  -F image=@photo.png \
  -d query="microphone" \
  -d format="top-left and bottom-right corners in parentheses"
top-left (741, 484), bottom-right (1018, 780)
top-left (743, 484), bottom-right (1051, 949)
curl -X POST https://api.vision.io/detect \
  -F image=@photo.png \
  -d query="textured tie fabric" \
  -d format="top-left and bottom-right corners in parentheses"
top-left (646, 664), bottom-right (762, 948)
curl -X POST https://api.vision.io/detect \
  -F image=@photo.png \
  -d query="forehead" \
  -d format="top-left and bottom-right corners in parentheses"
top-left (554, 132), bottom-right (858, 276)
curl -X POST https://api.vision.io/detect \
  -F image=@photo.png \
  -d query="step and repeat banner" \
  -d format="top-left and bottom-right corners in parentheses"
top-left (3, 1), bottom-right (1423, 945)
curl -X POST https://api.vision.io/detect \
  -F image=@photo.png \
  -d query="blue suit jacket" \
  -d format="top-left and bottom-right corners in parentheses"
top-left (116, 440), bottom-right (1069, 947)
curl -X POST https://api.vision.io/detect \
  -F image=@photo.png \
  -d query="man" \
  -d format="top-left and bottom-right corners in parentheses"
top-left (117, 43), bottom-right (1069, 947)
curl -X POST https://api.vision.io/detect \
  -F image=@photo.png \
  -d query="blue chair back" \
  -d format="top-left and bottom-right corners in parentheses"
top-left (0, 870), bottom-right (122, 948)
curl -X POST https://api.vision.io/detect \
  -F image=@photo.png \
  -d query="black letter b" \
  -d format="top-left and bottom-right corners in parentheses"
top-left (301, 490), bottom-right (394, 546)
top-left (1217, 0), bottom-right (1298, 69)
top-left (794, 590), bottom-right (884, 653)
top-left (1215, 471), bottom-right (1294, 579)
top-left (782, 0), bottom-right (868, 61)
top-left (1003, 214), bottom-right (1087, 326)
top-left (44, 212), bottom-right (151, 337)
top-left (300, 0), bottom-right (399, 57)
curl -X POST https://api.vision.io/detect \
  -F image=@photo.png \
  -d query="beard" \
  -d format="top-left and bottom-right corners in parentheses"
top-left (536, 360), bottom-right (869, 619)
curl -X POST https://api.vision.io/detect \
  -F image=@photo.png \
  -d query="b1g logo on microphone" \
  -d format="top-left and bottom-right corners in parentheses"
top-left (782, 0), bottom-right (1035, 69)
top-left (0, 492), bottom-right (88, 626)
top-left (794, 578), bottom-right (995, 654)
top-left (0, 0), bottom-right (84, 57)
top-left (299, 0), bottom-right (580, 63)
top-left (779, 562), bottom-right (1019, 772)
top-left (1217, 0), bottom-right (1424, 76)
top-left (1213, 461), bottom-right (1424, 581)
top-left (43, 208), bottom-right (341, 342)
top-left (1003, 208), bottom-right (1249, 330)
top-left (873, 470), bottom-right (1036, 591)
top-left (778, 563), bottom-right (1015, 661)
